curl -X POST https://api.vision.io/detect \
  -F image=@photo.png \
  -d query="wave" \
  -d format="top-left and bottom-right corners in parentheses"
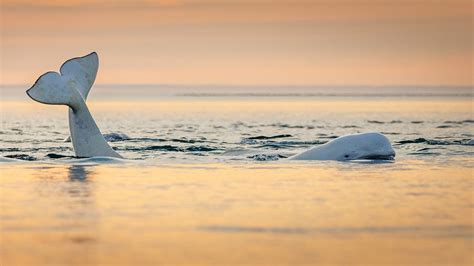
top-left (367, 120), bottom-right (426, 124)
top-left (266, 123), bottom-right (315, 129)
top-left (397, 138), bottom-right (474, 146)
top-left (247, 154), bottom-right (287, 161)
top-left (246, 134), bottom-right (293, 140)
top-left (64, 132), bottom-right (130, 142)
top-left (241, 139), bottom-right (326, 148)
top-left (129, 137), bottom-right (210, 144)
top-left (0, 147), bottom-right (71, 153)
top-left (256, 140), bottom-right (326, 148)
top-left (0, 148), bottom-right (21, 152)
top-left (241, 134), bottom-right (294, 144)
top-left (367, 120), bottom-right (385, 124)
top-left (4, 154), bottom-right (36, 161)
top-left (46, 153), bottom-right (78, 159)
top-left (122, 145), bottom-right (220, 152)
top-left (444, 120), bottom-right (474, 124)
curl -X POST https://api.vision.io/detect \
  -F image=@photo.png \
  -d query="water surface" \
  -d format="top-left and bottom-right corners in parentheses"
top-left (1, 86), bottom-right (473, 265)
top-left (1, 160), bottom-right (472, 265)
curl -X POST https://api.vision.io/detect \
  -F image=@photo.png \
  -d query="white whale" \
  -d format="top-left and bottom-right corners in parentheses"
top-left (290, 132), bottom-right (395, 161)
top-left (26, 52), bottom-right (122, 158)
top-left (26, 53), bottom-right (395, 161)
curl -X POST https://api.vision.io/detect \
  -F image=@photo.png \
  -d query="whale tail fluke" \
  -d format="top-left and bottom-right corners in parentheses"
top-left (26, 52), bottom-right (98, 107)
top-left (26, 52), bottom-right (122, 159)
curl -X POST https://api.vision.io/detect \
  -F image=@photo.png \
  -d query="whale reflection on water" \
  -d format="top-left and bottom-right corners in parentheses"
top-left (68, 165), bottom-right (90, 182)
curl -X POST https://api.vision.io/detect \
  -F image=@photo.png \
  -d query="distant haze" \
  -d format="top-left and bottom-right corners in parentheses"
top-left (1, 0), bottom-right (472, 86)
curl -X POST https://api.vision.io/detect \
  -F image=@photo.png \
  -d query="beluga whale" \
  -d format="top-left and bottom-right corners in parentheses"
top-left (26, 52), bottom-right (123, 158)
top-left (290, 132), bottom-right (395, 161)
top-left (26, 52), bottom-right (395, 161)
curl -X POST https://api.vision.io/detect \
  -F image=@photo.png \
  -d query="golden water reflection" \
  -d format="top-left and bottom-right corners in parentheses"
top-left (1, 160), bottom-right (473, 265)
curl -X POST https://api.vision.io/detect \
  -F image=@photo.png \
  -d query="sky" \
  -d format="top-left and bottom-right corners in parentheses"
top-left (1, 0), bottom-right (472, 86)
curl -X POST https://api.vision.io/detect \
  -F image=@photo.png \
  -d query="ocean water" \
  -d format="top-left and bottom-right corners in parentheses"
top-left (1, 85), bottom-right (473, 265)
top-left (1, 85), bottom-right (473, 162)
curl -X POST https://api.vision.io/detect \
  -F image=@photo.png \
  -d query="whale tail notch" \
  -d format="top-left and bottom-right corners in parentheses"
top-left (26, 52), bottom-right (98, 107)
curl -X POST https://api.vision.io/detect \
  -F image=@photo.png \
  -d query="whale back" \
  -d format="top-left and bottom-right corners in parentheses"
top-left (291, 132), bottom-right (395, 161)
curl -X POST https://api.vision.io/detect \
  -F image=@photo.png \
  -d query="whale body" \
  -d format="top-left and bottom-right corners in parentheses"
top-left (290, 132), bottom-right (395, 161)
top-left (26, 52), bottom-right (122, 158)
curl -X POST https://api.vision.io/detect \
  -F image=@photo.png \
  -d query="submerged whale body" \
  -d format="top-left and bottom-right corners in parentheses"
top-left (290, 132), bottom-right (395, 161)
top-left (26, 52), bottom-right (122, 158)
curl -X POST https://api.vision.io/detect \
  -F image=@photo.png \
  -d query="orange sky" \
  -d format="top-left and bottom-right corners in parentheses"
top-left (1, 0), bottom-right (472, 86)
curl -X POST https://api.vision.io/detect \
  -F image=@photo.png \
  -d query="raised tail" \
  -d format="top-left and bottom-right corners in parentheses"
top-left (26, 52), bottom-right (98, 107)
top-left (26, 52), bottom-right (122, 158)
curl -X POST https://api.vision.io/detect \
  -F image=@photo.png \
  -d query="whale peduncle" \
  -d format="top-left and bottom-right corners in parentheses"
top-left (68, 100), bottom-right (122, 158)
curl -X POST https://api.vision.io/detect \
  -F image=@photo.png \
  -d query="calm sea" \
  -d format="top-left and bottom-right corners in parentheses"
top-left (1, 85), bottom-right (473, 265)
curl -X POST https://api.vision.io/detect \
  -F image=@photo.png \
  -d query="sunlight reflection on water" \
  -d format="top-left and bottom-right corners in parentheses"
top-left (1, 160), bottom-right (472, 265)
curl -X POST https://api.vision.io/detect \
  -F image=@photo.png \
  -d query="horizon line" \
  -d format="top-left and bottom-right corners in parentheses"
top-left (1, 83), bottom-right (473, 88)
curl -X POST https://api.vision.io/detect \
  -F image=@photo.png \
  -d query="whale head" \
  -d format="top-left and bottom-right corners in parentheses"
top-left (291, 132), bottom-right (395, 161)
